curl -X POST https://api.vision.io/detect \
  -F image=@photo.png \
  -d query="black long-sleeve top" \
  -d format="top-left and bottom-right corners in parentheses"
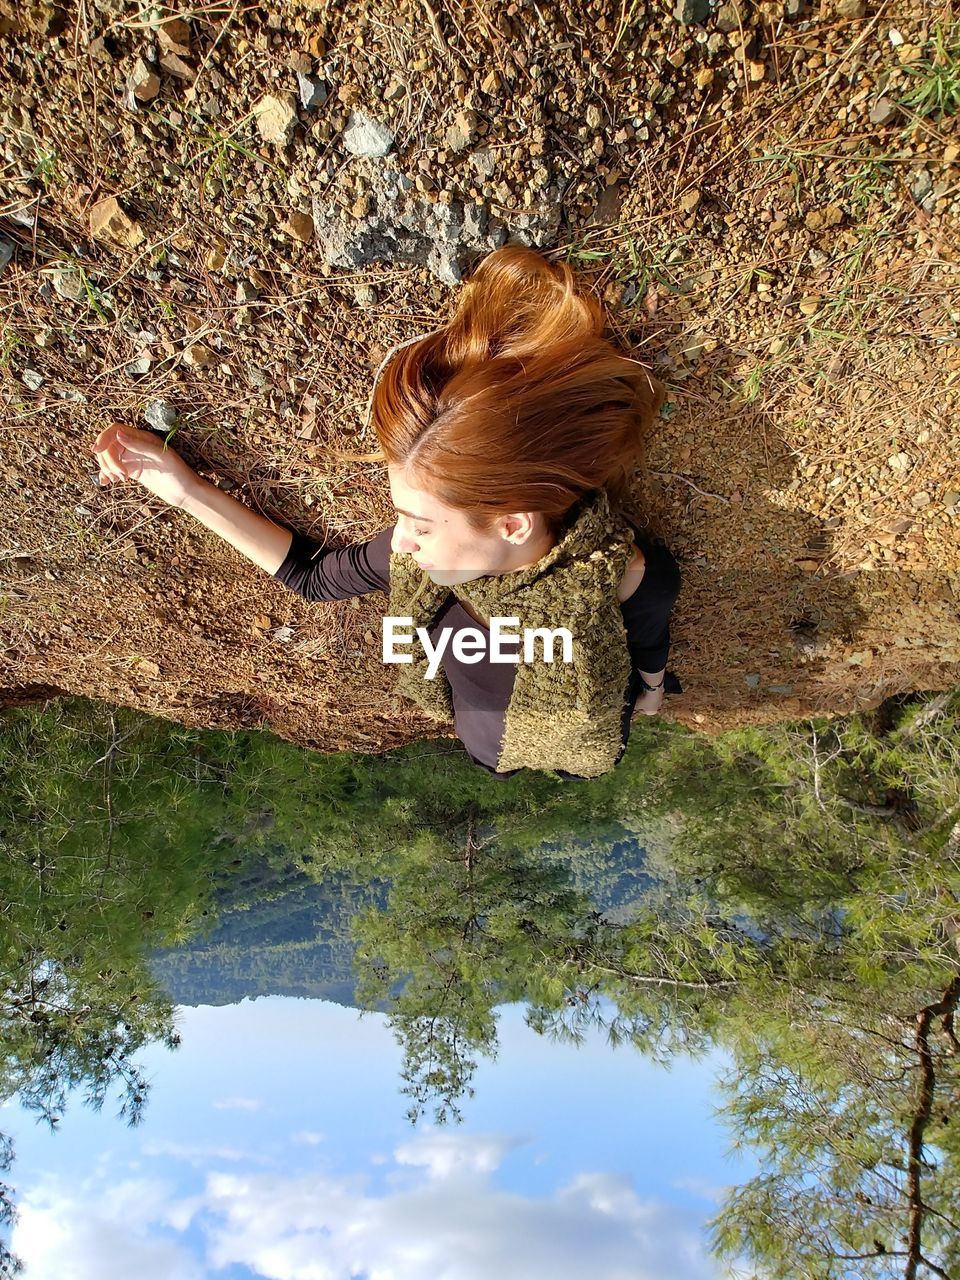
top-left (272, 520), bottom-right (681, 779)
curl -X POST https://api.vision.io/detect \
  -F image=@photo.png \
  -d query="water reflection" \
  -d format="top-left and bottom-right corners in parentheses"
top-left (1, 692), bottom-right (958, 1278)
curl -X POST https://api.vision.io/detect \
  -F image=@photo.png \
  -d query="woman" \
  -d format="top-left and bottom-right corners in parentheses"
top-left (91, 245), bottom-right (681, 781)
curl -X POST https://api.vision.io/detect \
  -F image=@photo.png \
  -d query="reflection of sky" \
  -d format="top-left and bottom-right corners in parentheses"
top-left (3, 997), bottom-right (755, 1279)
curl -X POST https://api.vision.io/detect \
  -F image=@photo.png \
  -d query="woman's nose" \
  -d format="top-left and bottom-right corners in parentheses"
top-left (392, 527), bottom-right (418, 555)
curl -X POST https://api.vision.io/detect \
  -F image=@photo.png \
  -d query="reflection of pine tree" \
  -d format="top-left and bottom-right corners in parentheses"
top-left (2, 687), bottom-right (959, 1276)
top-left (710, 974), bottom-right (960, 1280)
top-left (637, 696), bottom-right (960, 1280)
top-left (0, 702), bottom-right (212, 1131)
top-left (353, 801), bottom-right (587, 1124)
top-left (350, 801), bottom-right (752, 1123)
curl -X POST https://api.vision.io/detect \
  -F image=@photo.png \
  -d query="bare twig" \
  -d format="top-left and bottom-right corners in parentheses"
top-left (95, 711), bottom-right (122, 900)
top-left (649, 472), bottom-right (731, 504)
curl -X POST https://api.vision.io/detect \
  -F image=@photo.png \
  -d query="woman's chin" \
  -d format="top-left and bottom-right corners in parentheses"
top-left (426, 568), bottom-right (482, 587)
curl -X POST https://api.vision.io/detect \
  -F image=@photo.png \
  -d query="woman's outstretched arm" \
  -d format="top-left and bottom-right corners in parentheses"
top-left (179, 469), bottom-right (294, 574)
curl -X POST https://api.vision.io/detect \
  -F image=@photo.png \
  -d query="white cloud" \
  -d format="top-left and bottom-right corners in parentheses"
top-left (671, 1174), bottom-right (731, 1205)
top-left (11, 1176), bottom-right (203, 1280)
top-left (212, 1096), bottom-right (262, 1112)
top-left (12, 1136), bottom-right (734, 1280)
top-left (393, 1130), bottom-right (522, 1180)
top-left (201, 1163), bottom-right (730, 1280)
top-left (142, 1138), bottom-right (259, 1166)
top-left (291, 1131), bottom-right (326, 1147)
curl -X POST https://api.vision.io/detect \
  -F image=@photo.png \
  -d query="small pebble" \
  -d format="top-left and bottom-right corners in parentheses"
top-left (144, 400), bottom-right (178, 430)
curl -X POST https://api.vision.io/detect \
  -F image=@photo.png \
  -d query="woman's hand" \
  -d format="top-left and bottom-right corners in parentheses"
top-left (631, 686), bottom-right (664, 719)
top-left (90, 422), bottom-right (298, 574)
top-left (90, 422), bottom-right (197, 509)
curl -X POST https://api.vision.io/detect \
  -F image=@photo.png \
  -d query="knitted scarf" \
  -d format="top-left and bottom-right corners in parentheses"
top-left (387, 488), bottom-right (638, 778)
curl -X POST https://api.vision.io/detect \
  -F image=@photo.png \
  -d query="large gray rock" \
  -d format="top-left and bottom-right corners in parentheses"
top-left (307, 153), bottom-right (562, 286)
top-left (309, 160), bottom-right (520, 285)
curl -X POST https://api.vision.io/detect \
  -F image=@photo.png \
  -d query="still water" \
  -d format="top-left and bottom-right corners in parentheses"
top-left (1, 694), bottom-right (958, 1279)
top-left (6, 999), bottom-right (748, 1279)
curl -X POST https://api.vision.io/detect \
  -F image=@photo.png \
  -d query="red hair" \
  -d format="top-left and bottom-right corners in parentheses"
top-left (367, 245), bottom-right (664, 538)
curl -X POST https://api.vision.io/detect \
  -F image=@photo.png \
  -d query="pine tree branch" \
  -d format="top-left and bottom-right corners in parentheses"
top-left (892, 693), bottom-right (952, 744)
top-left (590, 963), bottom-right (737, 990)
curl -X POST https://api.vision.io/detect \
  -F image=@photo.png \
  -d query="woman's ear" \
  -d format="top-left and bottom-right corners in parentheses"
top-left (502, 512), bottom-right (537, 544)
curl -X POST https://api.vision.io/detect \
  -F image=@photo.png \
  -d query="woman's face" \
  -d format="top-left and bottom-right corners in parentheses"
top-left (387, 464), bottom-right (549, 587)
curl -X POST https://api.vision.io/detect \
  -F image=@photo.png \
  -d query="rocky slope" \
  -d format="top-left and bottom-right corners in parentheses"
top-left (0, 0), bottom-right (957, 754)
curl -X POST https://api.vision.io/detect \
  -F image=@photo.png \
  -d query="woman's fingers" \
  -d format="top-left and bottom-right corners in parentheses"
top-left (93, 445), bottom-right (128, 483)
top-left (90, 427), bottom-right (120, 474)
top-left (114, 434), bottom-right (153, 461)
top-left (92, 423), bottom-right (122, 451)
top-left (98, 441), bottom-right (126, 476)
top-left (93, 449), bottom-right (120, 479)
top-left (91, 422), bottom-right (161, 489)
top-left (91, 424), bottom-right (141, 482)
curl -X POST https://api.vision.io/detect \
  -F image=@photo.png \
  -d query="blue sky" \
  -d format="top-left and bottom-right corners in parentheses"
top-left (3, 996), bottom-right (755, 1279)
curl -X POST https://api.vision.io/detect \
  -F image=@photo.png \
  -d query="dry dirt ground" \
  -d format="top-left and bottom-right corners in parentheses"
top-left (0, 0), bottom-right (958, 758)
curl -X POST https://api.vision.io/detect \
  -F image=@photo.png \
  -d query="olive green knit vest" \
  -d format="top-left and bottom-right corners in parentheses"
top-left (387, 488), bottom-right (638, 778)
